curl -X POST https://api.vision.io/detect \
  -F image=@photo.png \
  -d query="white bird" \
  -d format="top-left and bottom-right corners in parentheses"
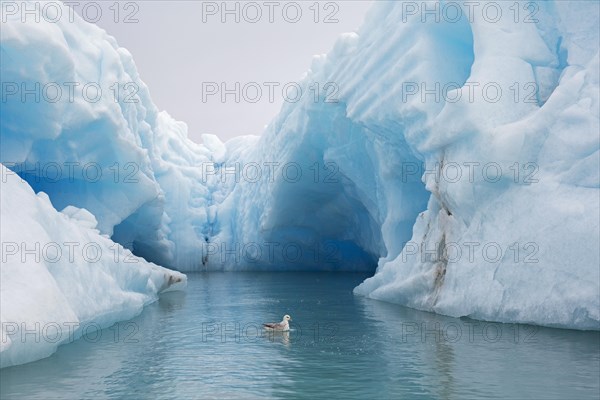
top-left (263, 315), bottom-right (292, 331)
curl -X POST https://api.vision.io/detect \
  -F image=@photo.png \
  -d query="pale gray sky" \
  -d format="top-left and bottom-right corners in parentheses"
top-left (88, 1), bottom-right (374, 143)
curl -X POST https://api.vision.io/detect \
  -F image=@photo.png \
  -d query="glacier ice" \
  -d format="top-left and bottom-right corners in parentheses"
top-left (216, 0), bottom-right (599, 328)
top-left (1, 0), bottom-right (599, 370)
top-left (349, 0), bottom-right (600, 329)
top-left (0, 1), bottom-right (219, 270)
top-left (209, 1), bottom-right (599, 329)
top-left (0, 164), bottom-right (186, 368)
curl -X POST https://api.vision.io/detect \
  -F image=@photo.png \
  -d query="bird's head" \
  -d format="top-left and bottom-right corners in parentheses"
top-left (283, 315), bottom-right (292, 322)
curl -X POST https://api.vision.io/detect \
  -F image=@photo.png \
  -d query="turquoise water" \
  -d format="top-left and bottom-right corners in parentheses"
top-left (1, 272), bottom-right (599, 399)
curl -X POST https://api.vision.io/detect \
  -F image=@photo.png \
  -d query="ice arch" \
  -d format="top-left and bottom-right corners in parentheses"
top-left (209, 3), bottom-right (475, 271)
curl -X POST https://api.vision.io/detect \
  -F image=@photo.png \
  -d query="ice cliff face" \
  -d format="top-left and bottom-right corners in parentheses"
top-left (1, 0), bottom-right (598, 367)
top-left (0, 165), bottom-right (186, 367)
top-left (0, 2), bottom-right (223, 269)
top-left (349, 1), bottom-right (600, 329)
top-left (214, 1), bottom-right (599, 328)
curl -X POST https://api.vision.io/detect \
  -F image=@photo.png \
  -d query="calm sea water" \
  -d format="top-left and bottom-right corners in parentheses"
top-left (1, 272), bottom-right (599, 399)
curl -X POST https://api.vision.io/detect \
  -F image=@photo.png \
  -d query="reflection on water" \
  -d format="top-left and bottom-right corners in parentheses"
top-left (265, 330), bottom-right (291, 346)
top-left (1, 272), bottom-right (599, 399)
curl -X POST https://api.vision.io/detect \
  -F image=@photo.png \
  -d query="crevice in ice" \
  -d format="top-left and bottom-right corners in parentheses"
top-left (430, 233), bottom-right (448, 307)
top-left (529, 4), bottom-right (570, 106)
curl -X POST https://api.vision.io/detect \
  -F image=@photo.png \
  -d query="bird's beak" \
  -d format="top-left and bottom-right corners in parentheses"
top-left (289, 318), bottom-right (292, 321)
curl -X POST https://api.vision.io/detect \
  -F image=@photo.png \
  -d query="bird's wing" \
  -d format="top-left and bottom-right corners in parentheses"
top-left (263, 322), bottom-right (281, 329)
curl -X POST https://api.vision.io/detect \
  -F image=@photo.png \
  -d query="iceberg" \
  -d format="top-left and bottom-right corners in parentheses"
top-left (0, 0), bottom-right (221, 270)
top-left (212, 0), bottom-right (600, 328)
top-left (0, 164), bottom-right (186, 368)
top-left (1, 0), bottom-right (599, 370)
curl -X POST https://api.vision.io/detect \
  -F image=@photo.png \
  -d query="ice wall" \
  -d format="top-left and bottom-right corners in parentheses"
top-left (351, 0), bottom-right (600, 329)
top-left (210, 1), bottom-right (475, 270)
top-left (212, 1), bottom-right (600, 328)
top-left (0, 1), bottom-right (220, 270)
top-left (0, 164), bottom-right (186, 368)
